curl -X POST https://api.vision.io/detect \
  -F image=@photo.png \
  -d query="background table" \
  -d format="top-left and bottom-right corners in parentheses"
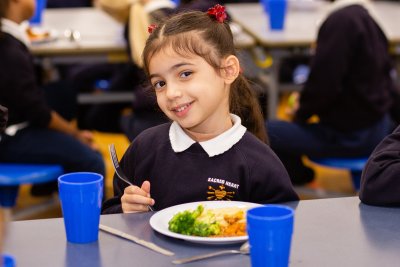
top-left (4, 197), bottom-right (400, 266)
top-left (30, 8), bottom-right (127, 63)
top-left (31, 8), bottom-right (255, 64)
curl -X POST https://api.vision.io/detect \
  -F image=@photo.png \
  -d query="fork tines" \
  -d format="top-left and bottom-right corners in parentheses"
top-left (109, 144), bottom-right (120, 168)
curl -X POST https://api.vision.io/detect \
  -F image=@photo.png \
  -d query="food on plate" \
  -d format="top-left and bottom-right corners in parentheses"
top-left (168, 204), bottom-right (247, 237)
top-left (26, 27), bottom-right (50, 41)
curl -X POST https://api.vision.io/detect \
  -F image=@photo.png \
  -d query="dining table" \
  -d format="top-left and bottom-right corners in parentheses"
top-left (30, 7), bottom-right (256, 64)
top-left (226, 1), bottom-right (400, 119)
top-left (3, 196), bottom-right (400, 266)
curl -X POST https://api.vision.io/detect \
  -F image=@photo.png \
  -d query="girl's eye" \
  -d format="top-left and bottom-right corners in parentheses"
top-left (180, 71), bottom-right (192, 78)
top-left (153, 80), bottom-right (166, 90)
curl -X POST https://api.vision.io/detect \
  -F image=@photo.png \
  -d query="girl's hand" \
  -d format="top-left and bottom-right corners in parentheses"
top-left (121, 181), bottom-right (155, 213)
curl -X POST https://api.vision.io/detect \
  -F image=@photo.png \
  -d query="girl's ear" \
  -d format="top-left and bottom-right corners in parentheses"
top-left (221, 55), bottom-right (240, 85)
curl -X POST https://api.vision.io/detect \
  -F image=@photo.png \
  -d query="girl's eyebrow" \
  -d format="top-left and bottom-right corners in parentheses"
top-left (149, 62), bottom-right (194, 80)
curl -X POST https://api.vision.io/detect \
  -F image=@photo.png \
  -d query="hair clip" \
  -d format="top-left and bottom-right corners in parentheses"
top-left (148, 24), bottom-right (157, 34)
top-left (207, 4), bottom-right (227, 23)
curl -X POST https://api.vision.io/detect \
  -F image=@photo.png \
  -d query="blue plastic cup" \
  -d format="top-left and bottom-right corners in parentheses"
top-left (58, 172), bottom-right (103, 244)
top-left (265, 0), bottom-right (287, 31)
top-left (247, 205), bottom-right (294, 267)
top-left (1, 254), bottom-right (16, 267)
top-left (29, 0), bottom-right (47, 25)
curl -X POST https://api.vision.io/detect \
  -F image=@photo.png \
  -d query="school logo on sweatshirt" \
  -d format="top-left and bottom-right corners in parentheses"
top-left (207, 177), bottom-right (239, 200)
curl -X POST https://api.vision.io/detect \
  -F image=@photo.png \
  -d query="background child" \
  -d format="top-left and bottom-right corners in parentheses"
top-left (102, 5), bottom-right (298, 214)
top-left (0, 0), bottom-right (105, 195)
top-left (267, 0), bottom-right (396, 185)
top-left (359, 124), bottom-right (400, 206)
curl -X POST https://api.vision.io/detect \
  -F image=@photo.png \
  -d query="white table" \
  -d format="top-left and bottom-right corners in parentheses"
top-left (30, 8), bottom-right (127, 63)
top-left (31, 8), bottom-right (256, 64)
top-left (227, 1), bottom-right (400, 118)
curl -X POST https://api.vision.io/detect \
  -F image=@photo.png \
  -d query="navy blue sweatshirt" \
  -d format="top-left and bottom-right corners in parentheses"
top-left (102, 123), bottom-right (298, 213)
top-left (0, 33), bottom-right (52, 127)
top-left (360, 125), bottom-right (400, 206)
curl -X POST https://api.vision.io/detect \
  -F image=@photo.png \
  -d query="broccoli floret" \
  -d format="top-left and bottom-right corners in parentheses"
top-left (192, 221), bottom-right (220, 236)
top-left (168, 205), bottom-right (220, 237)
top-left (168, 205), bottom-right (204, 235)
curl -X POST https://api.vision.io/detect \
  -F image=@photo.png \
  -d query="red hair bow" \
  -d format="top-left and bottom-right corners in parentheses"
top-left (148, 24), bottom-right (157, 34)
top-left (207, 4), bottom-right (227, 23)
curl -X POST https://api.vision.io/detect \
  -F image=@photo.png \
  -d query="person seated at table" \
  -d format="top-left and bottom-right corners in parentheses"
top-left (0, 0), bottom-right (105, 196)
top-left (101, 5), bottom-right (298, 214)
top-left (266, 0), bottom-right (397, 185)
top-left (359, 124), bottom-right (400, 206)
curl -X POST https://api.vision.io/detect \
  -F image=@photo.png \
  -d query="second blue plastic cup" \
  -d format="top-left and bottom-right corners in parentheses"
top-left (29, 0), bottom-right (47, 25)
top-left (265, 0), bottom-right (287, 31)
top-left (247, 205), bottom-right (294, 267)
top-left (58, 172), bottom-right (103, 244)
top-left (1, 254), bottom-right (16, 267)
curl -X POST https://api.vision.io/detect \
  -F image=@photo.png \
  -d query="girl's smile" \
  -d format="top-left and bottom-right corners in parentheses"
top-left (171, 101), bottom-right (194, 117)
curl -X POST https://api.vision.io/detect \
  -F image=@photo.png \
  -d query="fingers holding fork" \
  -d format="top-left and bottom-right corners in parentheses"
top-left (109, 144), bottom-right (154, 212)
top-left (121, 181), bottom-right (155, 213)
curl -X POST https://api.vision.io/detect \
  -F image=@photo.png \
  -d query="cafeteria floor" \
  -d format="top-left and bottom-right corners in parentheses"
top-left (12, 94), bottom-right (357, 220)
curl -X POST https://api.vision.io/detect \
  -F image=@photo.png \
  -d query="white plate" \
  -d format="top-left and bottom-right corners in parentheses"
top-left (149, 201), bottom-right (261, 245)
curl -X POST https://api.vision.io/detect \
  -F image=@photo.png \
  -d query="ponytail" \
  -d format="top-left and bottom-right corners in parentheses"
top-left (230, 74), bottom-right (268, 144)
top-left (0, 0), bottom-right (10, 37)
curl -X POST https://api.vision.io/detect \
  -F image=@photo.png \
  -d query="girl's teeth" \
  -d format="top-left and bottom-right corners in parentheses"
top-left (176, 104), bottom-right (188, 112)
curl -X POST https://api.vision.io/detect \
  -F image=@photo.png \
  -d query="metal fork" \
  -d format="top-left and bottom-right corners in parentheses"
top-left (172, 242), bottom-right (249, 264)
top-left (108, 144), bottom-right (154, 211)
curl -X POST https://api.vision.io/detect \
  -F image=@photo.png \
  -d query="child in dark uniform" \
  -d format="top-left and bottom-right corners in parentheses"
top-left (267, 0), bottom-right (396, 185)
top-left (0, 0), bottom-right (105, 194)
top-left (359, 125), bottom-right (400, 206)
top-left (102, 5), bottom-right (298, 214)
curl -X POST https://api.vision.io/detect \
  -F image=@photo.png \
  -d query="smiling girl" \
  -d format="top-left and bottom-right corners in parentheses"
top-left (102, 5), bottom-right (298, 214)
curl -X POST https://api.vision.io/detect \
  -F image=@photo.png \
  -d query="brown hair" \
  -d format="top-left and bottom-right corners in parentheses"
top-left (0, 0), bottom-right (10, 38)
top-left (142, 10), bottom-right (268, 143)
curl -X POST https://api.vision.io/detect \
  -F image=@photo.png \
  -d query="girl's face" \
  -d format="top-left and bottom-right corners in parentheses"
top-left (149, 47), bottom-right (233, 135)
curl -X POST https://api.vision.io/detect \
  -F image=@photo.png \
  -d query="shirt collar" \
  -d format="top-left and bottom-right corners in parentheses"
top-left (169, 114), bottom-right (247, 157)
top-left (0, 19), bottom-right (30, 48)
top-left (144, 0), bottom-right (176, 13)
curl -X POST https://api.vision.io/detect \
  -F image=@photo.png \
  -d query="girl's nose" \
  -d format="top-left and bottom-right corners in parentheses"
top-left (165, 84), bottom-right (182, 99)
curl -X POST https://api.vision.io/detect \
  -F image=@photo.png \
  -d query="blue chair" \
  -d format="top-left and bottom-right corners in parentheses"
top-left (309, 157), bottom-right (368, 191)
top-left (0, 163), bottom-right (63, 208)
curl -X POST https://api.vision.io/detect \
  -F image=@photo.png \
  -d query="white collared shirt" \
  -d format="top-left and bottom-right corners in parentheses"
top-left (169, 114), bottom-right (247, 157)
top-left (0, 18), bottom-right (30, 48)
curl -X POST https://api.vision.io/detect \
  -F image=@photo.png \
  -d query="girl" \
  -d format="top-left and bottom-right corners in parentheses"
top-left (0, 0), bottom-right (105, 195)
top-left (102, 5), bottom-right (298, 214)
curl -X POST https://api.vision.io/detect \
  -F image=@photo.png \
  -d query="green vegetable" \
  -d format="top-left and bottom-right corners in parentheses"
top-left (168, 205), bottom-right (221, 237)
